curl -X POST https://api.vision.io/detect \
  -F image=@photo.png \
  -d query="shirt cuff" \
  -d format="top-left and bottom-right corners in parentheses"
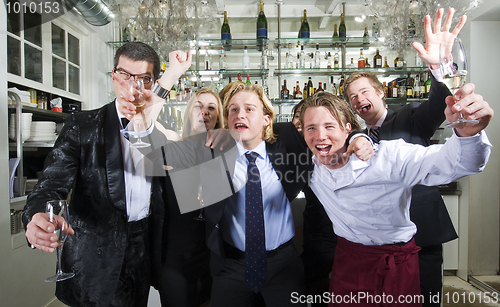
top-left (121, 120), bottom-right (155, 139)
top-left (430, 65), bottom-right (443, 82)
top-left (349, 133), bottom-right (374, 146)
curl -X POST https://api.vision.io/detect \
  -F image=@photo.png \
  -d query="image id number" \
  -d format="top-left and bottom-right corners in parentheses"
top-left (6, 0), bottom-right (60, 15)
top-left (444, 291), bottom-right (498, 304)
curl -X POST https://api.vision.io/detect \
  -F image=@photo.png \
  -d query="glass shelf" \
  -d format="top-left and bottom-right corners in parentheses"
top-left (8, 104), bottom-right (69, 122)
top-left (274, 37), bottom-right (383, 48)
top-left (108, 38), bottom-right (270, 50)
top-left (272, 97), bottom-right (425, 106)
top-left (274, 67), bottom-right (427, 76)
top-left (187, 69), bottom-right (269, 78)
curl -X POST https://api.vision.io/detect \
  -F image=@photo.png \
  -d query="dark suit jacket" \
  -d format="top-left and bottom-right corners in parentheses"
top-left (378, 75), bottom-right (458, 246)
top-left (23, 102), bottom-right (161, 307)
top-left (203, 122), bottom-right (314, 275)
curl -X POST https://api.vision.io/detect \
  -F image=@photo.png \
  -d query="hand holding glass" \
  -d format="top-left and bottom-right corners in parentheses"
top-left (125, 79), bottom-right (151, 148)
top-left (45, 200), bottom-right (75, 282)
top-left (440, 38), bottom-right (479, 128)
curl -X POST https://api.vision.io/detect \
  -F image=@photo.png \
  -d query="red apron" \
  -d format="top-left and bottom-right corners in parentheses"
top-left (329, 236), bottom-right (422, 307)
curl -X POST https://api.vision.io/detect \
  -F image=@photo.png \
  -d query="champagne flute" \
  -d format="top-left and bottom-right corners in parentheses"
top-left (440, 38), bottom-right (479, 128)
top-left (127, 79), bottom-right (151, 148)
top-left (45, 200), bottom-right (75, 282)
top-left (193, 185), bottom-right (205, 221)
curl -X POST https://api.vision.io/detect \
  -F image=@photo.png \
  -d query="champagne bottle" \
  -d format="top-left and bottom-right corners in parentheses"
top-left (242, 46), bottom-right (250, 69)
top-left (363, 27), bottom-right (369, 43)
top-left (339, 2), bottom-right (346, 40)
top-left (256, 0), bottom-right (268, 39)
top-left (307, 77), bottom-right (314, 97)
top-left (298, 17), bottom-right (303, 38)
top-left (373, 49), bottom-right (382, 68)
top-left (332, 24), bottom-right (339, 38)
top-left (300, 9), bottom-right (310, 38)
top-left (358, 49), bottom-right (365, 68)
top-left (424, 72), bottom-right (431, 98)
top-left (221, 11), bottom-right (231, 40)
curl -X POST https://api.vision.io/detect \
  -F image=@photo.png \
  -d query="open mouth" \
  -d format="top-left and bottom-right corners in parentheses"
top-left (316, 144), bottom-right (331, 154)
top-left (234, 123), bottom-right (248, 131)
top-left (359, 104), bottom-right (371, 113)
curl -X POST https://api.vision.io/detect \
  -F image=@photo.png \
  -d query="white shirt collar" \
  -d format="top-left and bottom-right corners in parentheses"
top-left (236, 140), bottom-right (267, 161)
top-left (366, 108), bottom-right (387, 131)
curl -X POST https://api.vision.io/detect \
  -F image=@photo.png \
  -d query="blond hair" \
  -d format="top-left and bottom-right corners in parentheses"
top-left (221, 81), bottom-right (277, 143)
top-left (343, 71), bottom-right (386, 107)
top-left (300, 91), bottom-right (361, 132)
top-left (182, 88), bottom-right (224, 138)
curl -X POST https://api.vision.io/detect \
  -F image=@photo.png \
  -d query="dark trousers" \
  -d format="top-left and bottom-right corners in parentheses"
top-left (109, 218), bottom-right (151, 307)
top-left (418, 244), bottom-right (444, 307)
top-left (211, 242), bottom-right (306, 307)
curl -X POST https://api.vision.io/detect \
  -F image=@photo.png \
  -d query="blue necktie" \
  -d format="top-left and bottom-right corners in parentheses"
top-left (244, 152), bottom-right (267, 293)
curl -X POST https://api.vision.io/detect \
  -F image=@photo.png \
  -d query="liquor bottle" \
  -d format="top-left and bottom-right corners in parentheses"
top-left (358, 49), bottom-right (365, 68)
top-left (261, 48), bottom-right (269, 69)
top-left (300, 9), bottom-right (310, 38)
top-left (348, 57), bottom-right (355, 68)
top-left (246, 74), bottom-right (251, 86)
top-left (256, 0), bottom-right (268, 39)
top-left (316, 82), bottom-right (324, 92)
top-left (169, 107), bottom-right (177, 130)
top-left (169, 84), bottom-right (176, 100)
top-left (406, 74), bottom-right (414, 98)
top-left (415, 52), bottom-right (423, 67)
top-left (237, 73), bottom-right (242, 82)
top-left (424, 72), bottom-right (431, 98)
top-left (281, 80), bottom-right (290, 99)
top-left (295, 81), bottom-right (303, 99)
top-left (176, 79), bottom-right (182, 101)
top-left (391, 81), bottom-right (398, 98)
top-left (363, 27), bottom-right (369, 43)
top-left (204, 47), bottom-right (211, 70)
top-left (221, 11), bottom-right (231, 40)
top-left (394, 56), bottom-right (399, 67)
top-left (287, 44), bottom-right (294, 68)
top-left (365, 58), bottom-right (370, 68)
top-left (397, 80), bottom-right (406, 98)
top-left (339, 75), bottom-right (345, 96)
top-left (184, 77), bottom-right (191, 100)
top-left (326, 52), bottom-right (332, 68)
top-left (383, 56), bottom-right (389, 68)
top-left (219, 46), bottom-right (227, 70)
top-left (395, 55), bottom-right (404, 68)
top-left (383, 81), bottom-right (388, 98)
top-left (216, 73), bottom-right (225, 93)
top-left (299, 45), bottom-right (306, 69)
top-left (339, 13), bottom-right (346, 40)
top-left (332, 24), bottom-right (339, 38)
top-left (242, 46), bottom-right (250, 69)
top-left (314, 44), bottom-right (321, 68)
top-left (307, 77), bottom-right (314, 97)
top-left (334, 50), bottom-right (340, 69)
top-left (332, 82), bottom-right (338, 96)
top-left (413, 74), bottom-right (421, 98)
top-left (373, 49), bottom-right (382, 68)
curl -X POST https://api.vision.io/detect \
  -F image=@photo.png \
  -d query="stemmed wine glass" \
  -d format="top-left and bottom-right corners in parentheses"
top-left (193, 185), bottom-right (205, 221)
top-left (124, 79), bottom-right (151, 148)
top-left (440, 38), bottom-right (479, 128)
top-left (45, 200), bottom-right (75, 282)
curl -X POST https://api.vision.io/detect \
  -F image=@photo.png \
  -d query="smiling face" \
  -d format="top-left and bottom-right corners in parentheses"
top-left (190, 92), bottom-right (220, 134)
top-left (303, 106), bottom-right (351, 169)
top-left (292, 105), bottom-right (303, 132)
top-left (227, 90), bottom-right (271, 150)
top-left (346, 77), bottom-right (386, 126)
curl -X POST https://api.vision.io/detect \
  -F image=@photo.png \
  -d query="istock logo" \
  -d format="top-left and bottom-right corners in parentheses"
top-left (3, 0), bottom-right (76, 30)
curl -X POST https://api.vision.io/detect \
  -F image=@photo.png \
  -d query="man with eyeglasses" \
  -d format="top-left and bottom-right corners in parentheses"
top-left (23, 42), bottom-right (191, 307)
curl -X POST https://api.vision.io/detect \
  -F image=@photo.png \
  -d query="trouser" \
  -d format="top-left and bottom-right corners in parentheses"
top-left (211, 240), bottom-right (306, 307)
top-left (108, 218), bottom-right (151, 307)
top-left (418, 244), bottom-right (444, 307)
top-left (329, 237), bottom-right (422, 307)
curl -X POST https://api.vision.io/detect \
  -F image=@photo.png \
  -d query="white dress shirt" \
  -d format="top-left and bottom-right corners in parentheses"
top-left (116, 102), bottom-right (152, 222)
top-left (310, 132), bottom-right (491, 245)
top-left (220, 141), bottom-right (295, 251)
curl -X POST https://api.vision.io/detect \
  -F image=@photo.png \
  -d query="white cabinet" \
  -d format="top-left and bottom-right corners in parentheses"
top-left (442, 193), bottom-right (461, 270)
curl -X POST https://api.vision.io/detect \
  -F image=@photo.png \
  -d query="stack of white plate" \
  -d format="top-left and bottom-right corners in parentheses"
top-left (9, 113), bottom-right (32, 142)
top-left (28, 121), bottom-right (57, 142)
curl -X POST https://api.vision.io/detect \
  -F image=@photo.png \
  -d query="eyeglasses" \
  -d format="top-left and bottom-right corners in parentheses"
top-left (113, 68), bottom-right (153, 85)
